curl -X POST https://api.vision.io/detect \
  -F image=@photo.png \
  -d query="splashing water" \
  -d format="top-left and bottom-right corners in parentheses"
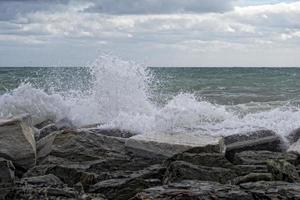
top-left (1, 54), bottom-right (300, 139)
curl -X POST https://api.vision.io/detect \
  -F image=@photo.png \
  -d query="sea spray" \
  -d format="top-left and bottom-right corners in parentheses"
top-left (1, 55), bottom-right (300, 138)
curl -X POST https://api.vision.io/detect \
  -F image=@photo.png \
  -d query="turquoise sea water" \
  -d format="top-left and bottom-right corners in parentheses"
top-left (1, 63), bottom-right (300, 137)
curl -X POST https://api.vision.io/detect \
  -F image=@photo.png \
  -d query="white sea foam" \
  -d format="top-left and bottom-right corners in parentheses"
top-left (1, 54), bottom-right (300, 138)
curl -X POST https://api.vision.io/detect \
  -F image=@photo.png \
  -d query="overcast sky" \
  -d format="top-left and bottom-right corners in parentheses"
top-left (0, 0), bottom-right (300, 67)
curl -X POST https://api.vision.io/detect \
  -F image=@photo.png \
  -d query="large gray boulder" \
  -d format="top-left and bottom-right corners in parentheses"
top-left (224, 130), bottom-right (285, 161)
top-left (0, 158), bottom-right (15, 199)
top-left (125, 132), bottom-right (224, 159)
top-left (0, 115), bottom-right (36, 169)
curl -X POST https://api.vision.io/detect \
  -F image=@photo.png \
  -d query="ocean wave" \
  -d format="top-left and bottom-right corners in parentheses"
top-left (1, 54), bottom-right (300, 138)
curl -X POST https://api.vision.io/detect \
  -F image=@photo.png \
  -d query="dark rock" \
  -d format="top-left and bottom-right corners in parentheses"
top-left (240, 181), bottom-right (300, 199)
top-left (0, 158), bottom-right (15, 199)
top-left (267, 159), bottom-right (299, 182)
top-left (38, 129), bottom-right (128, 165)
top-left (224, 130), bottom-right (285, 161)
top-left (232, 165), bottom-right (268, 176)
top-left (34, 119), bottom-right (54, 129)
top-left (89, 165), bottom-right (164, 200)
top-left (88, 128), bottom-right (137, 138)
top-left (231, 173), bottom-right (273, 185)
top-left (166, 152), bottom-right (233, 168)
top-left (0, 115), bottom-right (36, 170)
top-left (163, 161), bottom-right (237, 184)
top-left (131, 180), bottom-right (253, 200)
top-left (233, 150), bottom-right (298, 165)
top-left (46, 165), bottom-right (98, 190)
top-left (287, 128), bottom-right (300, 144)
top-left (21, 174), bottom-right (63, 186)
top-left (38, 123), bottom-right (59, 139)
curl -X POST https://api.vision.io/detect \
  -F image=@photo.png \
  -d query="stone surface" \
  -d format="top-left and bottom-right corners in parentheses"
top-left (233, 150), bottom-right (298, 165)
top-left (287, 128), bottom-right (300, 144)
top-left (224, 130), bottom-right (285, 161)
top-left (163, 161), bottom-right (236, 184)
top-left (0, 158), bottom-right (15, 199)
top-left (231, 173), bottom-right (273, 185)
top-left (288, 138), bottom-right (300, 155)
top-left (89, 165), bottom-right (164, 200)
top-left (0, 115), bottom-right (36, 170)
top-left (88, 128), bottom-right (137, 138)
top-left (126, 132), bottom-right (224, 158)
top-left (240, 181), bottom-right (300, 199)
top-left (267, 159), bottom-right (300, 182)
top-left (132, 180), bottom-right (253, 200)
top-left (21, 174), bottom-right (63, 186)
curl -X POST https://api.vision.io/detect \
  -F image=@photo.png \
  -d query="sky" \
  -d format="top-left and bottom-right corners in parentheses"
top-left (0, 0), bottom-right (300, 67)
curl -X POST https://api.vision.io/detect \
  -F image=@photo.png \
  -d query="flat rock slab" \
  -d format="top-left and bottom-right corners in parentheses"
top-left (224, 130), bottom-right (284, 161)
top-left (125, 132), bottom-right (224, 158)
top-left (0, 115), bottom-right (36, 169)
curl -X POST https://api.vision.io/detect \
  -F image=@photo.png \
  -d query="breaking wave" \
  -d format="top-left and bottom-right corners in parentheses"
top-left (1, 54), bottom-right (300, 138)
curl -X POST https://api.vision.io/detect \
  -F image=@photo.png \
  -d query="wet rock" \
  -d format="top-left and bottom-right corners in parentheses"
top-left (231, 173), bottom-right (273, 185)
top-left (38, 123), bottom-right (59, 139)
top-left (0, 115), bottom-right (36, 170)
top-left (163, 161), bottom-right (236, 184)
top-left (166, 152), bottom-right (233, 168)
top-left (132, 180), bottom-right (253, 200)
top-left (21, 174), bottom-right (63, 186)
top-left (39, 129), bottom-right (128, 165)
top-left (267, 159), bottom-right (299, 182)
top-left (240, 181), bottom-right (300, 199)
top-left (0, 158), bottom-right (15, 199)
top-left (89, 165), bottom-right (164, 200)
top-left (287, 128), bottom-right (300, 144)
top-left (34, 119), bottom-right (55, 129)
top-left (126, 132), bottom-right (224, 159)
top-left (232, 165), bottom-right (268, 176)
top-left (88, 128), bottom-right (137, 138)
top-left (233, 150), bottom-right (298, 165)
top-left (46, 165), bottom-right (98, 190)
top-left (224, 130), bottom-right (285, 161)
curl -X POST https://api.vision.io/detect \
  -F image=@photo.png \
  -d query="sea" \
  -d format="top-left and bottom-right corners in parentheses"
top-left (1, 54), bottom-right (300, 139)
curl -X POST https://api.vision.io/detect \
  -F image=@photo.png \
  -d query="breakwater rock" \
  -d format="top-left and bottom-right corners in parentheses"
top-left (1, 115), bottom-right (300, 200)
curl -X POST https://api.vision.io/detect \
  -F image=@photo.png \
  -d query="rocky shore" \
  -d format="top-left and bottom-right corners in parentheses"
top-left (1, 115), bottom-right (300, 199)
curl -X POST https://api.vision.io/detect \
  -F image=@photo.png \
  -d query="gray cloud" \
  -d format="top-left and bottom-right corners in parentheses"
top-left (85, 0), bottom-right (235, 14)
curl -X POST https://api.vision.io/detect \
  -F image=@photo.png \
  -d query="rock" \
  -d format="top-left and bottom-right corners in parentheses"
top-left (232, 165), bottom-right (268, 176)
top-left (89, 165), bottom-right (164, 200)
top-left (126, 132), bottom-right (224, 159)
top-left (166, 152), bottom-right (233, 168)
top-left (288, 138), bottom-right (300, 155)
top-left (231, 173), bottom-right (273, 185)
top-left (224, 130), bottom-right (285, 161)
top-left (287, 128), bottom-right (300, 144)
top-left (132, 180), bottom-right (253, 200)
top-left (0, 158), bottom-right (15, 199)
top-left (21, 174), bottom-right (63, 186)
top-left (34, 119), bottom-right (55, 129)
top-left (163, 161), bottom-right (236, 184)
top-left (88, 128), bottom-right (137, 138)
top-left (46, 165), bottom-right (98, 190)
top-left (38, 123), bottom-right (59, 139)
top-left (240, 181), bottom-right (300, 199)
top-left (266, 159), bottom-right (299, 182)
top-left (39, 129), bottom-right (128, 165)
top-left (233, 150), bottom-right (298, 165)
top-left (0, 115), bottom-right (36, 170)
